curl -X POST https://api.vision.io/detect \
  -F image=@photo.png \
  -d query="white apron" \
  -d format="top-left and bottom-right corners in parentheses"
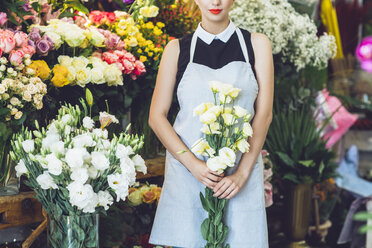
top-left (149, 28), bottom-right (268, 248)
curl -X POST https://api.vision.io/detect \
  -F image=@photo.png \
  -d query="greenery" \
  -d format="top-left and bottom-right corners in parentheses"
top-left (265, 94), bottom-right (338, 184)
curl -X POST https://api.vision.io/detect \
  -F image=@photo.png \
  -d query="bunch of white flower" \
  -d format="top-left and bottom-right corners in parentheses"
top-left (0, 54), bottom-right (47, 121)
top-left (33, 19), bottom-right (105, 49)
top-left (11, 102), bottom-right (145, 214)
top-left (57, 55), bottom-right (123, 87)
top-left (191, 81), bottom-right (253, 174)
top-left (230, 0), bottom-right (337, 70)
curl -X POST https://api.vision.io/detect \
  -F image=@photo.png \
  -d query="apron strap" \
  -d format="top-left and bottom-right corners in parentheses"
top-left (236, 28), bottom-right (250, 64)
top-left (189, 32), bottom-right (198, 63)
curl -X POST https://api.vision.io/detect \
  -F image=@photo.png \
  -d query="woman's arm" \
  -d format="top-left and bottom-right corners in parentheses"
top-left (149, 39), bottom-right (223, 189)
top-left (213, 33), bottom-right (274, 199)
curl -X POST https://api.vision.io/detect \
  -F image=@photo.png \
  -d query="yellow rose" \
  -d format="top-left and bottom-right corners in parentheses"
top-left (140, 56), bottom-right (147, 62)
top-left (14, 111), bottom-right (23, 120)
top-left (127, 37), bottom-right (138, 47)
top-left (128, 189), bottom-right (143, 206)
top-left (139, 6), bottom-right (159, 18)
top-left (51, 65), bottom-right (70, 88)
top-left (27, 60), bottom-right (51, 81)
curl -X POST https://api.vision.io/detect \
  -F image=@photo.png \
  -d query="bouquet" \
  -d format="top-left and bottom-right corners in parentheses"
top-left (191, 81), bottom-right (253, 248)
top-left (10, 91), bottom-right (146, 247)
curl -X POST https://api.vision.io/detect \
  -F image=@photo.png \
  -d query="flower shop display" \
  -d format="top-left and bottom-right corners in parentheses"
top-left (10, 94), bottom-right (146, 248)
top-left (0, 28), bottom-right (48, 195)
top-left (230, 0), bottom-right (337, 71)
top-left (188, 81), bottom-right (253, 248)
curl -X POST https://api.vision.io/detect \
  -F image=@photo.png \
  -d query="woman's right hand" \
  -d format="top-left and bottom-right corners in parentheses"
top-left (188, 159), bottom-right (224, 189)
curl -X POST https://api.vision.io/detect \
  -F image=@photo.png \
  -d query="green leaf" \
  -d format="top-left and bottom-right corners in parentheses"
top-left (276, 151), bottom-right (296, 167)
top-left (214, 211), bottom-right (223, 226)
top-left (283, 173), bottom-right (300, 184)
top-left (200, 192), bottom-right (209, 212)
top-left (359, 225), bottom-right (372, 234)
top-left (218, 198), bottom-right (227, 211)
top-left (354, 212), bottom-right (372, 221)
top-left (201, 218), bottom-right (210, 240)
top-left (318, 161), bottom-right (325, 175)
top-left (298, 160), bottom-right (314, 167)
top-left (64, 0), bottom-right (89, 14)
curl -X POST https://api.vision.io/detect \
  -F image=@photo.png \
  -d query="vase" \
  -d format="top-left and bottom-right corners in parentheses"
top-left (48, 213), bottom-right (99, 248)
top-left (0, 141), bottom-right (18, 196)
top-left (284, 183), bottom-right (313, 248)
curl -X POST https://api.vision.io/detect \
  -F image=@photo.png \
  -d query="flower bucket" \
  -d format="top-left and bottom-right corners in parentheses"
top-left (48, 213), bottom-right (99, 248)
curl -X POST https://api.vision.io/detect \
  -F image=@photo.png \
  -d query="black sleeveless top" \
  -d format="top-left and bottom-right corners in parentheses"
top-left (175, 29), bottom-right (256, 88)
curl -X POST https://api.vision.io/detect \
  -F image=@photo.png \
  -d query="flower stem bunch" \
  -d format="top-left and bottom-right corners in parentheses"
top-left (10, 99), bottom-right (146, 216)
top-left (191, 81), bottom-right (253, 248)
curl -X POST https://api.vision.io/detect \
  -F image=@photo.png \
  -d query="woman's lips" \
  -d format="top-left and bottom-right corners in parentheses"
top-left (209, 9), bottom-right (222, 15)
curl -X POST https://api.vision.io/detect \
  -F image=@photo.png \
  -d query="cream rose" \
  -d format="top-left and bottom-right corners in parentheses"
top-left (242, 122), bottom-right (253, 137)
top-left (233, 106), bottom-right (248, 118)
top-left (90, 68), bottom-right (105, 84)
top-left (236, 139), bottom-right (250, 153)
top-left (193, 102), bottom-right (214, 116)
top-left (191, 138), bottom-right (210, 155)
top-left (206, 156), bottom-right (227, 174)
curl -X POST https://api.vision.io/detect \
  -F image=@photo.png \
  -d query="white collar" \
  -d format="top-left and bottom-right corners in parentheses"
top-left (195, 21), bottom-right (236, 45)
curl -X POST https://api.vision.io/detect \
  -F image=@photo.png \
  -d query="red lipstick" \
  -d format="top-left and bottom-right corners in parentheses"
top-left (209, 9), bottom-right (222, 15)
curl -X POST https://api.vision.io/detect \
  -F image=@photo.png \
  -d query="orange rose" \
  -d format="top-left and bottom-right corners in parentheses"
top-left (142, 190), bottom-right (156, 204)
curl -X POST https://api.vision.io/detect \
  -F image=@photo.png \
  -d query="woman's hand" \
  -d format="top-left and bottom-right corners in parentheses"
top-left (189, 160), bottom-right (224, 189)
top-left (212, 172), bottom-right (249, 199)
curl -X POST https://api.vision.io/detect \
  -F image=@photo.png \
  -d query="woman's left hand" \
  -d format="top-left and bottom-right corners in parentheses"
top-left (212, 172), bottom-right (249, 199)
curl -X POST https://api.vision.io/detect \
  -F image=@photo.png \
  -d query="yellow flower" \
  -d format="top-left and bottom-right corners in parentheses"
top-left (128, 188), bottom-right (143, 206)
top-left (139, 6), bottom-right (159, 18)
top-left (153, 27), bottom-right (162, 36)
top-left (145, 22), bottom-right (154, 30)
top-left (27, 60), bottom-right (51, 81)
top-left (140, 56), bottom-right (147, 62)
top-left (51, 65), bottom-right (70, 88)
top-left (127, 37), bottom-right (138, 47)
top-left (156, 22), bottom-right (165, 28)
top-left (148, 52), bottom-right (153, 57)
top-left (137, 48), bottom-right (143, 53)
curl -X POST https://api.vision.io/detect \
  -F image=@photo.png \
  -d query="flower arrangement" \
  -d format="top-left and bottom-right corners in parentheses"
top-left (190, 81), bottom-right (253, 247)
top-left (50, 55), bottom-right (123, 88)
top-left (230, 0), bottom-right (337, 70)
top-left (127, 183), bottom-right (162, 206)
top-left (356, 36), bottom-right (372, 73)
top-left (10, 93), bottom-right (146, 246)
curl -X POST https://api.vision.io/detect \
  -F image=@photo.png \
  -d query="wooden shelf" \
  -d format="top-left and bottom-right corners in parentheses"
top-left (137, 156), bottom-right (165, 180)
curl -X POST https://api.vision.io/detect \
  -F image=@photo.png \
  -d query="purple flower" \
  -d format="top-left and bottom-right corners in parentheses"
top-left (0, 12), bottom-right (8, 26)
top-left (36, 39), bottom-right (50, 56)
top-left (41, 34), bottom-right (55, 50)
top-left (29, 28), bottom-right (41, 42)
top-left (22, 1), bottom-right (32, 11)
top-left (105, 33), bottom-right (121, 50)
top-left (27, 39), bottom-right (35, 48)
top-left (123, 0), bottom-right (135, 4)
top-left (356, 37), bottom-right (372, 62)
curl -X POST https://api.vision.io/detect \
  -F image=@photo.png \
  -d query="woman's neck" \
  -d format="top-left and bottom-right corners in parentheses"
top-left (200, 18), bottom-right (230, 35)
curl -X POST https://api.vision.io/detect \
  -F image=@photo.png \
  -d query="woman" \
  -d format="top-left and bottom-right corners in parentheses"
top-left (148, 0), bottom-right (274, 247)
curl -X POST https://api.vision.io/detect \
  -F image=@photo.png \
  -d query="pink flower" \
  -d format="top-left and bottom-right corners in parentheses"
top-left (0, 32), bottom-right (16, 53)
top-left (116, 40), bottom-right (125, 50)
top-left (0, 12), bottom-right (8, 26)
top-left (113, 50), bottom-right (126, 59)
top-left (104, 34), bottom-right (121, 50)
top-left (123, 52), bottom-right (136, 62)
top-left (22, 45), bottom-right (35, 56)
top-left (106, 12), bottom-right (116, 23)
top-left (264, 182), bottom-right (273, 207)
top-left (14, 32), bottom-right (28, 47)
top-left (115, 62), bottom-right (124, 71)
top-left (263, 167), bottom-right (273, 181)
top-left (9, 49), bottom-right (25, 65)
top-left (133, 60), bottom-right (146, 76)
top-left (122, 59), bottom-right (134, 74)
top-left (89, 11), bottom-right (107, 25)
top-left (261, 150), bottom-right (269, 158)
top-left (0, 47), bottom-right (2, 57)
top-left (102, 51), bottom-right (119, 64)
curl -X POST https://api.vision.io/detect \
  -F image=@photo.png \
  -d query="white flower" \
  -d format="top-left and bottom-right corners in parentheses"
top-left (15, 159), bottom-right (28, 177)
top-left (75, 68), bottom-right (91, 87)
top-left (45, 31), bottom-right (62, 49)
top-left (99, 111), bottom-right (119, 129)
top-left (120, 156), bottom-right (136, 186)
top-left (61, 114), bottom-right (72, 124)
top-left (97, 191), bottom-right (114, 210)
top-left (70, 167), bottom-right (89, 184)
top-left (222, 113), bottom-right (236, 126)
top-left (218, 147), bottom-right (236, 167)
top-left (73, 133), bottom-right (96, 148)
top-left (91, 151), bottom-right (110, 171)
top-left (45, 153), bottom-right (63, 175)
top-left (36, 172), bottom-right (58, 189)
top-left (116, 144), bottom-right (134, 159)
top-left (200, 111), bottom-right (217, 125)
top-left (193, 102), bottom-right (214, 116)
top-left (132, 154), bottom-right (147, 174)
top-left (50, 141), bottom-right (65, 155)
top-left (22, 140), bottom-right (35, 153)
top-left (236, 139), bottom-right (250, 153)
top-left (82, 116), bottom-right (95, 129)
top-left (42, 134), bottom-right (60, 151)
top-left (107, 173), bottom-right (129, 201)
top-left (242, 122), bottom-right (253, 137)
top-left (87, 166), bottom-right (99, 179)
top-left (67, 182), bottom-right (98, 213)
top-left (65, 148), bottom-right (89, 168)
top-left (229, 88), bottom-right (241, 99)
top-left (206, 156), bottom-right (227, 174)
top-left (191, 138), bottom-right (210, 156)
top-left (58, 56), bottom-right (73, 68)
top-left (90, 68), bottom-right (105, 84)
top-left (200, 122), bottom-right (221, 135)
top-left (64, 30), bottom-right (86, 47)
top-left (233, 106), bottom-right (248, 118)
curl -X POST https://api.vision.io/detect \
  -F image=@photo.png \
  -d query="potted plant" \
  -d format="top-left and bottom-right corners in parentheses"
top-left (265, 94), bottom-right (338, 246)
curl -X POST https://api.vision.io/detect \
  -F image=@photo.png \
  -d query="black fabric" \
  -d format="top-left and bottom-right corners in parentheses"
top-left (175, 29), bottom-right (256, 88)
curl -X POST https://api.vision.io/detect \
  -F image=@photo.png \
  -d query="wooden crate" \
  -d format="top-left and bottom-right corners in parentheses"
top-left (0, 192), bottom-right (43, 230)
